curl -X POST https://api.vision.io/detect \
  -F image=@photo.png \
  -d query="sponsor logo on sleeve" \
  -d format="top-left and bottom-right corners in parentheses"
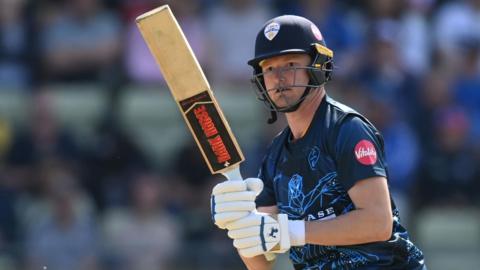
top-left (354, 140), bottom-right (377, 165)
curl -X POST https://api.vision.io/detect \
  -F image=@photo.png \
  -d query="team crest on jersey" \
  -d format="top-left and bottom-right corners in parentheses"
top-left (354, 140), bottom-right (377, 165)
top-left (264, 22), bottom-right (280, 41)
top-left (308, 146), bottom-right (320, 170)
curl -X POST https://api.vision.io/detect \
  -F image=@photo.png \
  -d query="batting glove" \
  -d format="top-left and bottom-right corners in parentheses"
top-left (226, 212), bottom-right (306, 258)
top-left (211, 178), bottom-right (264, 229)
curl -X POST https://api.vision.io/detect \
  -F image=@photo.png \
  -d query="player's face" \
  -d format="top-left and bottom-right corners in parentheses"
top-left (260, 54), bottom-right (311, 108)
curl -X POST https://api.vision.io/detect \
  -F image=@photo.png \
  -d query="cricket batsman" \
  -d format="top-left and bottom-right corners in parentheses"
top-left (210, 15), bottom-right (426, 270)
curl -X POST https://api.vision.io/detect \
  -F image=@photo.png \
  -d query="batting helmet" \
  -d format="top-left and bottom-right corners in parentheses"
top-left (248, 15), bottom-right (333, 122)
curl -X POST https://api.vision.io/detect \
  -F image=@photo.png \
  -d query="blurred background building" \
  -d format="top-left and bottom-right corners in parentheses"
top-left (0, 0), bottom-right (479, 269)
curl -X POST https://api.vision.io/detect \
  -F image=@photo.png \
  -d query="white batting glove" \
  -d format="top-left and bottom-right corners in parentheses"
top-left (211, 178), bottom-right (264, 229)
top-left (226, 212), bottom-right (306, 258)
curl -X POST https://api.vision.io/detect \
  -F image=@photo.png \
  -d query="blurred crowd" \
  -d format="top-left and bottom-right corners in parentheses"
top-left (1, 0), bottom-right (480, 269)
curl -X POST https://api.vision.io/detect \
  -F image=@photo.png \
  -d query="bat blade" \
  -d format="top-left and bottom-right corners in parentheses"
top-left (136, 5), bottom-right (244, 176)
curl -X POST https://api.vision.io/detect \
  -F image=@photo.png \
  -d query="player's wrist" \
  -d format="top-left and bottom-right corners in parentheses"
top-left (288, 220), bottom-right (306, 246)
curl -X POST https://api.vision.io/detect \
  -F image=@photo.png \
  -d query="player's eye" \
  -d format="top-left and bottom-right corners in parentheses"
top-left (264, 66), bottom-right (274, 72)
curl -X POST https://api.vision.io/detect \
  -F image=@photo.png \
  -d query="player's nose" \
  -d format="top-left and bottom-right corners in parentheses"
top-left (273, 70), bottom-right (287, 88)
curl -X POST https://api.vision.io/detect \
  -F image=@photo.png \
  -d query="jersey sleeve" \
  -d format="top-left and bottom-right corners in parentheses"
top-left (255, 154), bottom-right (277, 207)
top-left (334, 116), bottom-right (387, 191)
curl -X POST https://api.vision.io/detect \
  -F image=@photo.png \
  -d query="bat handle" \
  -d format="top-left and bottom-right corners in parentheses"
top-left (221, 166), bottom-right (242, 181)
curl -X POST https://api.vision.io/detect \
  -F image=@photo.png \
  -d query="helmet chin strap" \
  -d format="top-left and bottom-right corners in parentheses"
top-left (267, 111), bottom-right (277, 124)
top-left (266, 85), bottom-right (314, 124)
top-left (276, 86), bottom-right (313, 113)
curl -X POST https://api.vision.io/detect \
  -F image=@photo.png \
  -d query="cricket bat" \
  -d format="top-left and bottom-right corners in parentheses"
top-left (137, 7), bottom-right (278, 261)
top-left (135, 5), bottom-right (244, 181)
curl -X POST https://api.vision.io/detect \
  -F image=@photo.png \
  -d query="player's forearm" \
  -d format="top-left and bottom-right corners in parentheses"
top-left (305, 207), bottom-right (393, 246)
top-left (240, 254), bottom-right (275, 270)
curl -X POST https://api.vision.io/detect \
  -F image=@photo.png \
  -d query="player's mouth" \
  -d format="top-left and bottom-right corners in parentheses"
top-left (271, 87), bottom-right (292, 94)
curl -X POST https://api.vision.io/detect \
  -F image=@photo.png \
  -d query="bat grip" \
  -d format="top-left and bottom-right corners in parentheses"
top-left (221, 166), bottom-right (242, 181)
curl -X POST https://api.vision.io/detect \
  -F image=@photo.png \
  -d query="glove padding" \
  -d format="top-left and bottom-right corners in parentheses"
top-left (226, 212), bottom-right (291, 258)
top-left (211, 178), bottom-right (264, 229)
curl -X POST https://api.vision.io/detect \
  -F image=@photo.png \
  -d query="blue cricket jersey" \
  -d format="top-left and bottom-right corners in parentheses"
top-left (256, 95), bottom-right (425, 269)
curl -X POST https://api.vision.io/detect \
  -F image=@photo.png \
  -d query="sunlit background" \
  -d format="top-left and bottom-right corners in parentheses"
top-left (0, 0), bottom-right (479, 269)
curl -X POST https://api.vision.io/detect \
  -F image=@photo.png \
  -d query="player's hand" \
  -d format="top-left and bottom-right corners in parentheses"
top-left (211, 178), bottom-right (264, 229)
top-left (225, 212), bottom-right (294, 258)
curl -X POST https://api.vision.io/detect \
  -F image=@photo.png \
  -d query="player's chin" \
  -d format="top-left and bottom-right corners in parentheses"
top-left (269, 91), bottom-right (298, 107)
top-left (272, 98), bottom-right (295, 109)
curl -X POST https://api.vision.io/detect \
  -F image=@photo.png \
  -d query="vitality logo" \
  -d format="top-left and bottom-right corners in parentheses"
top-left (354, 140), bottom-right (377, 165)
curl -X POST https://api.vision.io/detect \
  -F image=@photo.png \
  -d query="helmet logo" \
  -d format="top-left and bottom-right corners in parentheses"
top-left (264, 22), bottom-right (280, 41)
top-left (311, 24), bottom-right (323, 41)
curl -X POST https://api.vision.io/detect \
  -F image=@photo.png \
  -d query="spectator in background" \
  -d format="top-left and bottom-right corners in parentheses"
top-left (206, 0), bottom-right (272, 85)
top-left (416, 107), bottom-right (479, 208)
top-left (332, 80), bottom-right (371, 113)
top-left (82, 114), bottom-right (150, 211)
top-left (450, 39), bottom-right (480, 191)
top-left (452, 39), bottom-right (480, 146)
top-left (433, 0), bottom-right (480, 69)
top-left (124, 0), bottom-right (209, 84)
top-left (40, 0), bottom-right (121, 82)
top-left (355, 23), bottom-right (416, 109)
top-left (4, 89), bottom-right (83, 269)
top-left (413, 68), bottom-right (454, 151)
top-left (364, 97), bottom-right (419, 225)
top-left (173, 141), bottom-right (212, 189)
top-left (23, 162), bottom-right (99, 270)
top-left (296, 0), bottom-right (364, 78)
top-left (171, 141), bottom-right (243, 269)
top-left (0, 0), bottom-right (36, 88)
top-left (5, 89), bottom-right (81, 184)
top-left (364, 0), bottom-right (403, 20)
top-left (398, 0), bottom-right (433, 76)
top-left (102, 173), bottom-right (180, 270)
top-left (361, 0), bottom-right (434, 77)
